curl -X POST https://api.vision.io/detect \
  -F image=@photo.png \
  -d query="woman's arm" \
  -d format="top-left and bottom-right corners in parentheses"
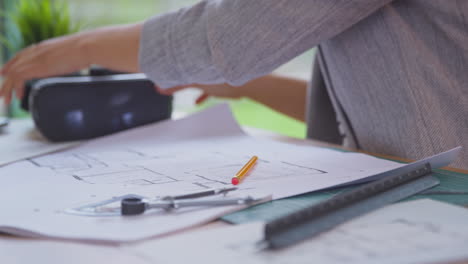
top-left (0, 24), bottom-right (143, 104)
top-left (229, 75), bottom-right (308, 122)
top-left (141, 0), bottom-right (394, 89)
top-left (249, 76), bottom-right (307, 122)
top-left (164, 74), bottom-right (308, 122)
top-left (1, 0), bottom-right (394, 103)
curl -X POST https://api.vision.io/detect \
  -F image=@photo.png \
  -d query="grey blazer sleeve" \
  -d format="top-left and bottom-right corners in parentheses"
top-left (139, 0), bottom-right (393, 89)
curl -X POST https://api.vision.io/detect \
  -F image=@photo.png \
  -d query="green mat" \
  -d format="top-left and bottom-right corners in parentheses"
top-left (222, 167), bottom-right (468, 224)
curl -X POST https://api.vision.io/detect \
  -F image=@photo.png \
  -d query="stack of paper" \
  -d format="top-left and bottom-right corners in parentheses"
top-left (0, 105), bottom-right (459, 243)
top-left (128, 199), bottom-right (468, 264)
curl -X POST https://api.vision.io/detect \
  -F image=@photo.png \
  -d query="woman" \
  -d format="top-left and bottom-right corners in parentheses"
top-left (1, 0), bottom-right (467, 169)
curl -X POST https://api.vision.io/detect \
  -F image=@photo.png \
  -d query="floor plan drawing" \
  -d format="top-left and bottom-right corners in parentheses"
top-left (28, 150), bottom-right (179, 186)
top-left (27, 148), bottom-right (328, 188)
top-left (1, 105), bottom-right (449, 243)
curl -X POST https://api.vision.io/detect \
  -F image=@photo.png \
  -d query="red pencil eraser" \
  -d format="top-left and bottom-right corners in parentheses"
top-left (231, 177), bottom-right (239, 185)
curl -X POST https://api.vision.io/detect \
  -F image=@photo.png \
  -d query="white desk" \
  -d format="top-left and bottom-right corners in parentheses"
top-left (0, 119), bottom-right (467, 264)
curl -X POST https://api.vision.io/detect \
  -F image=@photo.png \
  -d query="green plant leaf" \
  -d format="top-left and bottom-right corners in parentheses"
top-left (3, 0), bottom-right (82, 53)
top-left (0, 35), bottom-right (16, 55)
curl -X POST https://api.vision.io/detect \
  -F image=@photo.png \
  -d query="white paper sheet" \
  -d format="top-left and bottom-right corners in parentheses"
top-left (0, 119), bottom-right (80, 166)
top-left (0, 237), bottom-right (147, 264)
top-left (0, 105), bottom-right (458, 243)
top-left (128, 199), bottom-right (468, 264)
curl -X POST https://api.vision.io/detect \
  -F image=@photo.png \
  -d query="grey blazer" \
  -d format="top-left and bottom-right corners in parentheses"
top-left (140, 0), bottom-right (468, 169)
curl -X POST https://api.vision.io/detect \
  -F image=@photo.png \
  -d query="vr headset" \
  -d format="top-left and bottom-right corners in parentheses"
top-left (21, 68), bottom-right (173, 142)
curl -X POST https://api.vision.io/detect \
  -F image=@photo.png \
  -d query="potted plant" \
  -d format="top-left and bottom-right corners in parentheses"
top-left (0, 0), bottom-right (81, 117)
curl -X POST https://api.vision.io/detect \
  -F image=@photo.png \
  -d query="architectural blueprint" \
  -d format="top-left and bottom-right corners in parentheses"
top-left (29, 148), bottom-right (327, 188)
top-left (0, 105), bottom-right (459, 243)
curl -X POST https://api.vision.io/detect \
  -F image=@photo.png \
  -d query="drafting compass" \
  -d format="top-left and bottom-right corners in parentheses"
top-left (65, 187), bottom-right (264, 217)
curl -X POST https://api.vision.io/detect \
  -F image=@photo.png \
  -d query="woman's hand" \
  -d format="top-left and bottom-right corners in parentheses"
top-left (0, 23), bottom-right (143, 104)
top-left (0, 34), bottom-right (89, 104)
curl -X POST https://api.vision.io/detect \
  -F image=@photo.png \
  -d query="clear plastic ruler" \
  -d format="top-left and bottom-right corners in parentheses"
top-left (263, 163), bottom-right (439, 249)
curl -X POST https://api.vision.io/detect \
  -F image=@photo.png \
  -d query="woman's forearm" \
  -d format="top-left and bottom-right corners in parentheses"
top-left (81, 23), bottom-right (143, 73)
top-left (0, 23), bottom-right (144, 103)
top-left (240, 75), bottom-right (308, 122)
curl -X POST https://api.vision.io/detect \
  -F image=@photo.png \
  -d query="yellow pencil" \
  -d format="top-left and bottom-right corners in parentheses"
top-left (232, 156), bottom-right (258, 185)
